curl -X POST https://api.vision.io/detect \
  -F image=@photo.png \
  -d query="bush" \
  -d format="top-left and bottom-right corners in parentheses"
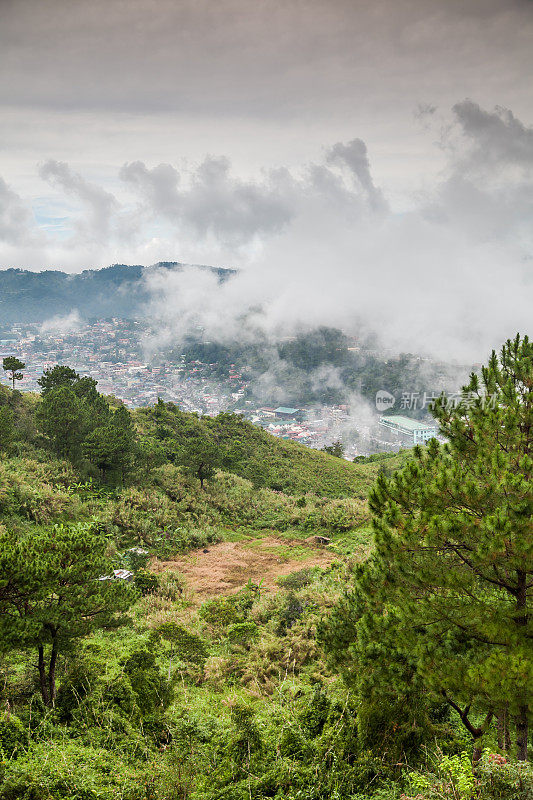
top-left (477, 752), bottom-right (533, 800)
top-left (0, 713), bottom-right (26, 758)
top-left (276, 592), bottom-right (305, 635)
top-left (278, 567), bottom-right (316, 591)
top-left (200, 597), bottom-right (242, 628)
top-left (157, 622), bottom-right (209, 666)
top-left (0, 740), bottom-right (145, 800)
top-left (134, 569), bottom-right (159, 595)
top-left (227, 621), bottom-right (259, 649)
top-left (403, 750), bottom-right (533, 800)
top-left (156, 569), bottom-right (187, 601)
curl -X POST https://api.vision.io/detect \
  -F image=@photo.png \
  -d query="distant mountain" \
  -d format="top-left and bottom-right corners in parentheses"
top-left (0, 262), bottom-right (235, 324)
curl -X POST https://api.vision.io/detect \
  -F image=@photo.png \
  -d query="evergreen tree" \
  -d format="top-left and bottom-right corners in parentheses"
top-left (37, 364), bottom-right (80, 394)
top-left (322, 440), bottom-right (345, 458)
top-left (2, 356), bottom-right (25, 390)
top-left (177, 421), bottom-right (220, 489)
top-left (325, 335), bottom-right (532, 762)
top-left (38, 365), bottom-right (99, 402)
top-left (0, 522), bottom-right (134, 705)
top-left (36, 386), bottom-right (87, 460)
top-left (83, 405), bottom-right (135, 482)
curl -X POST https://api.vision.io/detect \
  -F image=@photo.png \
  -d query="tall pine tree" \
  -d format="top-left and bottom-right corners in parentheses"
top-left (325, 335), bottom-right (532, 762)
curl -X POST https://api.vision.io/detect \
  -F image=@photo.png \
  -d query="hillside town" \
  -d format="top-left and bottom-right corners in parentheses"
top-left (0, 317), bottom-right (441, 456)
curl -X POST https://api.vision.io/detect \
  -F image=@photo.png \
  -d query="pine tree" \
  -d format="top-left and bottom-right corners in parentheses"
top-left (177, 420), bottom-right (220, 489)
top-left (83, 405), bottom-right (135, 482)
top-left (37, 364), bottom-right (80, 394)
top-left (2, 357), bottom-right (25, 390)
top-left (0, 521), bottom-right (134, 705)
top-left (36, 386), bottom-right (87, 460)
top-left (325, 335), bottom-right (532, 762)
top-left (322, 440), bottom-right (345, 458)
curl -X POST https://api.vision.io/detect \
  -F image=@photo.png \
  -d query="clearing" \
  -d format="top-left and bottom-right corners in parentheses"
top-left (150, 536), bottom-right (336, 598)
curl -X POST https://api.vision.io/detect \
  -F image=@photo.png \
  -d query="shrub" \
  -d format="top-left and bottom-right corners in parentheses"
top-left (300, 685), bottom-right (330, 737)
top-left (156, 569), bottom-right (187, 601)
top-left (0, 713), bottom-right (26, 758)
top-left (227, 621), bottom-right (260, 649)
top-left (200, 597), bottom-right (242, 628)
top-left (157, 622), bottom-right (209, 667)
top-left (122, 648), bottom-right (173, 714)
top-left (228, 580), bottom-right (261, 614)
top-left (477, 752), bottom-right (533, 800)
top-left (276, 592), bottom-right (305, 635)
top-left (278, 567), bottom-right (316, 591)
top-left (0, 740), bottom-right (145, 800)
top-left (134, 570), bottom-right (159, 595)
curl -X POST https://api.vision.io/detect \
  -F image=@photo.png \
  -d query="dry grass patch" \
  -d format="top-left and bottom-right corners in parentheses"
top-left (150, 537), bottom-right (336, 599)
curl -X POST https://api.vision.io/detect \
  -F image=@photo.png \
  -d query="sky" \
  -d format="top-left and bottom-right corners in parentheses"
top-left (0, 0), bottom-right (532, 359)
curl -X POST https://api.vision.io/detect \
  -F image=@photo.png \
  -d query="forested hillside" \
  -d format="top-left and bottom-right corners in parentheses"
top-left (0, 337), bottom-right (531, 799)
top-left (0, 263), bottom-right (234, 323)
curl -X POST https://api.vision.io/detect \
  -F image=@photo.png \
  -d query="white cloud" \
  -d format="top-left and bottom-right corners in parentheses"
top-left (0, 177), bottom-right (41, 246)
top-left (40, 309), bottom-right (82, 335)
top-left (39, 160), bottom-right (122, 245)
top-left (0, 100), bottom-right (531, 362)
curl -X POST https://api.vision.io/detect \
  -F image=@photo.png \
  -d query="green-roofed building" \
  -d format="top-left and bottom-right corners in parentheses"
top-left (274, 406), bottom-right (303, 420)
top-left (379, 414), bottom-right (438, 445)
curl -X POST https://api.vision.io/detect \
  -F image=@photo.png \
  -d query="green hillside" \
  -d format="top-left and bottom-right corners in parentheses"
top-left (135, 401), bottom-right (407, 498)
top-left (0, 341), bottom-right (531, 800)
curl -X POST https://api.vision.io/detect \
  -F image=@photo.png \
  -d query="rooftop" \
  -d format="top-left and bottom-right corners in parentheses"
top-left (379, 415), bottom-right (438, 431)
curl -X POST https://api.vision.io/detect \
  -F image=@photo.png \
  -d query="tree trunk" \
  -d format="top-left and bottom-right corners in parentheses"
top-left (472, 739), bottom-right (484, 767)
top-left (497, 709), bottom-right (504, 750)
top-left (515, 570), bottom-right (529, 761)
top-left (38, 645), bottom-right (50, 706)
top-left (497, 705), bottom-right (511, 751)
top-left (442, 693), bottom-right (493, 769)
top-left (505, 712), bottom-right (511, 752)
top-left (48, 635), bottom-right (58, 706)
top-left (516, 705), bottom-right (529, 762)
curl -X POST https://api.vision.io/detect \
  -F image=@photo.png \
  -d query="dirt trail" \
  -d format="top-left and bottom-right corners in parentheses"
top-left (150, 537), bottom-right (335, 597)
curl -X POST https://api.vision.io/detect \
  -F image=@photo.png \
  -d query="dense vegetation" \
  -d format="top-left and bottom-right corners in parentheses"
top-left (0, 336), bottom-right (530, 799)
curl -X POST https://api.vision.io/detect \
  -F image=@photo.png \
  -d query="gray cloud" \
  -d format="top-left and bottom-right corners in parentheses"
top-left (1, 0), bottom-right (532, 119)
top-left (138, 103), bottom-right (533, 362)
top-left (326, 139), bottom-right (388, 212)
top-left (120, 157), bottom-right (294, 246)
top-left (1, 0), bottom-right (531, 363)
top-left (0, 100), bottom-right (531, 362)
top-left (452, 99), bottom-right (533, 170)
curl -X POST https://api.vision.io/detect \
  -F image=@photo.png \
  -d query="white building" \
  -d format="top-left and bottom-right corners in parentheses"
top-left (379, 415), bottom-right (438, 446)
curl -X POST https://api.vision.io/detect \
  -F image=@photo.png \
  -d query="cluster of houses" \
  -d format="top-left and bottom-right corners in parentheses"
top-left (2, 319), bottom-right (442, 457)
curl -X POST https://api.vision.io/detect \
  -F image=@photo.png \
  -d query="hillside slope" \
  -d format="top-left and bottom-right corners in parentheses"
top-left (135, 402), bottom-right (407, 498)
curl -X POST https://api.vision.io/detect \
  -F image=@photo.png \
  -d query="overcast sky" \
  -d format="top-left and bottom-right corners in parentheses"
top-left (0, 0), bottom-right (532, 357)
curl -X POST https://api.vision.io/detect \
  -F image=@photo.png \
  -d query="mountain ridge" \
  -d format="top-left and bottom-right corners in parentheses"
top-left (0, 262), bottom-right (235, 324)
